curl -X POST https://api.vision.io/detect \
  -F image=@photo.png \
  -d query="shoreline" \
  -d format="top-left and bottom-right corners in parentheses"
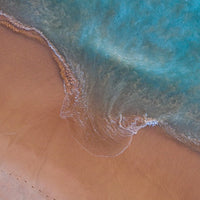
top-left (0, 12), bottom-right (200, 199)
top-left (0, 10), bottom-right (199, 155)
top-left (0, 11), bottom-right (77, 94)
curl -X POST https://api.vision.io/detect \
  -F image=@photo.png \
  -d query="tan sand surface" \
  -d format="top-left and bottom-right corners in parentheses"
top-left (0, 24), bottom-right (200, 200)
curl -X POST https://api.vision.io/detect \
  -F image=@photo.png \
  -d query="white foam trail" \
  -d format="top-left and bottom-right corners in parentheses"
top-left (0, 11), bottom-right (165, 157)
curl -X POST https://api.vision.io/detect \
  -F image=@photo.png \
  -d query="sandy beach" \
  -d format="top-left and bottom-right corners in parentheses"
top-left (0, 21), bottom-right (200, 200)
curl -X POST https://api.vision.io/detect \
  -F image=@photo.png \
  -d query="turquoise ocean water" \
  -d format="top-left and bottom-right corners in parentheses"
top-left (1, 0), bottom-right (200, 156)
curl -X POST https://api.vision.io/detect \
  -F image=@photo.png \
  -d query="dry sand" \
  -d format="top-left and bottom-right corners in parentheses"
top-left (0, 23), bottom-right (200, 200)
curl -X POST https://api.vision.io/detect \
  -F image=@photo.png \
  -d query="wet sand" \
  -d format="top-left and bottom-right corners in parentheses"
top-left (0, 23), bottom-right (200, 200)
